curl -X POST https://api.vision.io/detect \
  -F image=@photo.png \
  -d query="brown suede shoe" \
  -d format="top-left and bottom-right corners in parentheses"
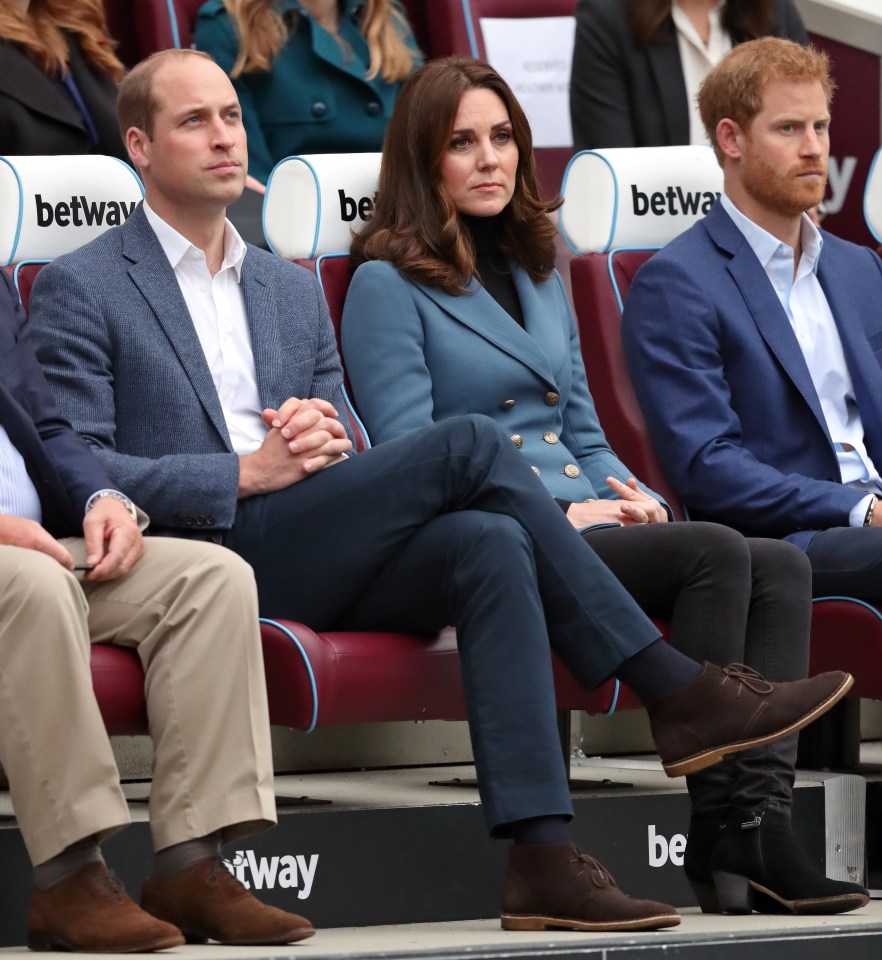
top-left (647, 663), bottom-right (853, 777)
top-left (501, 843), bottom-right (680, 932)
top-left (28, 862), bottom-right (184, 953)
top-left (141, 857), bottom-right (315, 945)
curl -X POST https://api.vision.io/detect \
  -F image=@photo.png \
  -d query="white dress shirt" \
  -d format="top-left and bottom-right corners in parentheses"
top-left (144, 203), bottom-right (267, 455)
top-left (671, 1), bottom-right (733, 145)
top-left (721, 193), bottom-right (882, 526)
top-left (0, 424), bottom-right (42, 522)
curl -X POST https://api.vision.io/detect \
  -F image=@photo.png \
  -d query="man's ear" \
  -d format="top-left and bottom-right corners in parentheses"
top-left (125, 127), bottom-right (150, 171)
top-left (716, 118), bottom-right (744, 162)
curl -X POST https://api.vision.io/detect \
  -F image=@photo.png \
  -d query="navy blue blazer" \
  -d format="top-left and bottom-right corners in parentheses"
top-left (622, 200), bottom-right (882, 549)
top-left (29, 204), bottom-right (349, 535)
top-left (342, 259), bottom-right (662, 506)
top-left (0, 270), bottom-right (110, 537)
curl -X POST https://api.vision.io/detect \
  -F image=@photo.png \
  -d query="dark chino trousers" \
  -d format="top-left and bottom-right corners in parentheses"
top-left (226, 414), bottom-right (661, 835)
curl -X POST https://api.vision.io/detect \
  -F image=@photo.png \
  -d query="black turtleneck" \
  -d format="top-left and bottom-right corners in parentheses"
top-left (461, 213), bottom-right (525, 328)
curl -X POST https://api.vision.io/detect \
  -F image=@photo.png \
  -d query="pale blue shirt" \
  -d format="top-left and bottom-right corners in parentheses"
top-left (721, 194), bottom-right (880, 526)
top-left (0, 424), bottom-right (42, 522)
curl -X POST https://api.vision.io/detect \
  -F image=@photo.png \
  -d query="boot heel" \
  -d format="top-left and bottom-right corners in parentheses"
top-left (687, 876), bottom-right (720, 913)
top-left (713, 869), bottom-right (754, 914)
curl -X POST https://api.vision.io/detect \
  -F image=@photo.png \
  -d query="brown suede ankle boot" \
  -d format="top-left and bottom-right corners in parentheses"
top-left (501, 843), bottom-right (680, 932)
top-left (646, 664), bottom-right (852, 777)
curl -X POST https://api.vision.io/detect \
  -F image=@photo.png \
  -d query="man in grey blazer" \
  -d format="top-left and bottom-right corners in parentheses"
top-left (30, 47), bottom-right (851, 933)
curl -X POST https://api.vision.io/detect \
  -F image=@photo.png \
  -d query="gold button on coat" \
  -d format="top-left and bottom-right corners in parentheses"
top-left (564, 464), bottom-right (580, 478)
top-left (543, 431), bottom-right (559, 444)
top-left (531, 466), bottom-right (541, 477)
top-left (511, 434), bottom-right (523, 448)
top-left (544, 391), bottom-right (560, 406)
top-left (501, 399), bottom-right (516, 410)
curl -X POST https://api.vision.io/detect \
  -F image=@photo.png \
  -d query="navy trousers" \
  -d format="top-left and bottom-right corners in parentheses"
top-left (226, 415), bottom-right (660, 835)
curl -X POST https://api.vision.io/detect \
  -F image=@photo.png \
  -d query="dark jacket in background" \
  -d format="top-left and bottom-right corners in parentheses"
top-left (570, 0), bottom-right (807, 151)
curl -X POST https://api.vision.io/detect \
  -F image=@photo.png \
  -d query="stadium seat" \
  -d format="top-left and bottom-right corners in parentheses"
top-left (424, 0), bottom-right (577, 199)
top-left (264, 151), bottom-right (638, 718)
top-left (102, 0), bottom-right (204, 64)
top-left (562, 145), bottom-right (882, 700)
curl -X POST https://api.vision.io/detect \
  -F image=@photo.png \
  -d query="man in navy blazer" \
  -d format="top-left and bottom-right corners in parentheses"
top-left (30, 46), bottom-right (853, 934)
top-left (0, 269), bottom-right (313, 951)
top-left (623, 37), bottom-right (882, 600)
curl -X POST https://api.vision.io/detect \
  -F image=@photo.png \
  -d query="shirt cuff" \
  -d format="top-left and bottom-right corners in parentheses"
top-left (849, 493), bottom-right (875, 527)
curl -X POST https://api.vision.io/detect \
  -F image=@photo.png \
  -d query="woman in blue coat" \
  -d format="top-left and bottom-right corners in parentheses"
top-left (342, 56), bottom-right (868, 918)
top-left (194, 0), bottom-right (421, 185)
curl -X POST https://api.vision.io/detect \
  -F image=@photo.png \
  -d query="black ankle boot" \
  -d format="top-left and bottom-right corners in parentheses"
top-left (683, 817), bottom-right (727, 913)
top-left (710, 808), bottom-right (869, 915)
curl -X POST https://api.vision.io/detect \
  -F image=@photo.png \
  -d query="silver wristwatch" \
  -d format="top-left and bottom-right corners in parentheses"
top-left (85, 489), bottom-right (138, 523)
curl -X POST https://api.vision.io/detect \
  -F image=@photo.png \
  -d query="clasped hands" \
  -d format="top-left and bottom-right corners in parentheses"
top-left (238, 396), bottom-right (353, 498)
top-left (565, 476), bottom-right (667, 530)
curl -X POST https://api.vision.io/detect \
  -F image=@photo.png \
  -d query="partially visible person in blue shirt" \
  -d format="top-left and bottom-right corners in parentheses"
top-left (195, 0), bottom-right (421, 186)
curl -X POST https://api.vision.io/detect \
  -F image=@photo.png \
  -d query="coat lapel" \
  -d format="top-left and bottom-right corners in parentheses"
top-left (121, 207), bottom-right (232, 449)
top-left (818, 246), bottom-right (882, 461)
top-left (417, 267), bottom-right (558, 386)
top-left (706, 204), bottom-right (832, 443)
top-left (239, 254), bottom-right (279, 408)
top-left (0, 41), bottom-right (84, 131)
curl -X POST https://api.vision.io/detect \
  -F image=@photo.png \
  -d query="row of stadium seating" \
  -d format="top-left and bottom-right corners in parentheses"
top-left (2, 145), bottom-right (881, 755)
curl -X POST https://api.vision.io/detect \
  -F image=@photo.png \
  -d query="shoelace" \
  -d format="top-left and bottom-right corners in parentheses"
top-left (569, 851), bottom-right (617, 889)
top-left (98, 869), bottom-right (127, 901)
top-left (720, 663), bottom-right (773, 697)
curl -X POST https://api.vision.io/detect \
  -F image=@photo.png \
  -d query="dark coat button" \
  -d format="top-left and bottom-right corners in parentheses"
top-left (312, 101), bottom-right (327, 117)
top-left (365, 101), bottom-right (381, 116)
top-left (185, 517), bottom-right (195, 527)
top-left (207, 515), bottom-right (217, 525)
top-left (500, 399), bottom-right (516, 411)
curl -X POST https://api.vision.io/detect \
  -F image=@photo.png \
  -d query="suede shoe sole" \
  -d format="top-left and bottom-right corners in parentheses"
top-left (501, 911), bottom-right (681, 932)
top-left (649, 665), bottom-right (853, 778)
top-left (730, 878), bottom-right (869, 916)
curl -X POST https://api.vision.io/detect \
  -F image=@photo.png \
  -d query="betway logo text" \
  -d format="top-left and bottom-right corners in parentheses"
top-left (223, 850), bottom-right (318, 899)
top-left (647, 824), bottom-right (685, 867)
top-left (35, 195), bottom-right (136, 228)
top-left (632, 185), bottom-right (719, 217)
top-left (338, 189), bottom-right (376, 222)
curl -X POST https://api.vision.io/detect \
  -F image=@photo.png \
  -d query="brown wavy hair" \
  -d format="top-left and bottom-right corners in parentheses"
top-left (351, 57), bottom-right (560, 295)
top-left (627, 0), bottom-right (778, 48)
top-left (0, 0), bottom-right (123, 81)
top-left (220, 0), bottom-right (417, 81)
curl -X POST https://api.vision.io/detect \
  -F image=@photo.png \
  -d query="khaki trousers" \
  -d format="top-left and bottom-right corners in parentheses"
top-left (0, 538), bottom-right (275, 866)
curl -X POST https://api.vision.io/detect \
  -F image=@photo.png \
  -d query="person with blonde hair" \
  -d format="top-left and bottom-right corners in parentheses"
top-left (194, 0), bottom-right (421, 185)
top-left (0, 0), bottom-right (126, 158)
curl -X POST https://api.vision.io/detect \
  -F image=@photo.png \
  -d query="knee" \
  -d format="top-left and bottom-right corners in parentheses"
top-left (682, 521), bottom-right (752, 573)
top-left (748, 538), bottom-right (812, 591)
top-left (448, 511), bottom-right (532, 560)
top-left (3, 549), bottom-right (86, 618)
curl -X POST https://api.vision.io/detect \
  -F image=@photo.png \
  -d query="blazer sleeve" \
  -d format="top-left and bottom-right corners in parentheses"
top-left (342, 261), bottom-right (435, 443)
top-left (551, 274), bottom-right (668, 507)
top-left (30, 259), bottom-right (242, 531)
top-left (570, 0), bottom-right (638, 150)
top-left (194, 9), bottom-right (276, 184)
top-left (621, 254), bottom-right (862, 535)
top-left (0, 271), bottom-right (111, 517)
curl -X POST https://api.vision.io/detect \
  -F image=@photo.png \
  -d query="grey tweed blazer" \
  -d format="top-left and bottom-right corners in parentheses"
top-left (30, 203), bottom-right (347, 533)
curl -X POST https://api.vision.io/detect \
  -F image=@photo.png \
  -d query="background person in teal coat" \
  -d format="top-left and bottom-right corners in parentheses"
top-left (342, 56), bottom-right (868, 918)
top-left (194, 0), bottom-right (421, 185)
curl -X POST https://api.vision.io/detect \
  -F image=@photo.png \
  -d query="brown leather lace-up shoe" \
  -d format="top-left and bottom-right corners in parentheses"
top-left (28, 862), bottom-right (184, 953)
top-left (501, 843), bottom-right (680, 932)
top-left (141, 857), bottom-right (315, 945)
top-left (647, 663), bottom-right (853, 777)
